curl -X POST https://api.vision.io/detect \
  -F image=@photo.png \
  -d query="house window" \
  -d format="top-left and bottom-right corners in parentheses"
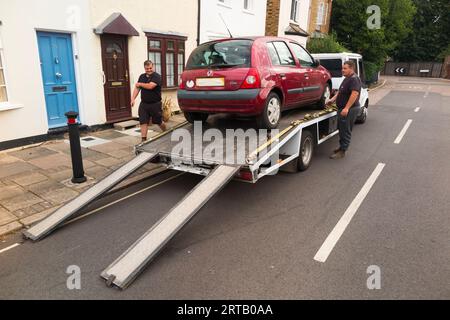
top-left (291, 0), bottom-right (299, 22)
top-left (0, 38), bottom-right (8, 103)
top-left (316, 2), bottom-right (328, 28)
top-left (244, 0), bottom-right (253, 11)
top-left (147, 34), bottom-right (187, 88)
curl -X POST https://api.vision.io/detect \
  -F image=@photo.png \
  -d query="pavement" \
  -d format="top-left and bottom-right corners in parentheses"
top-left (0, 76), bottom-right (449, 299)
top-left (0, 113), bottom-right (186, 238)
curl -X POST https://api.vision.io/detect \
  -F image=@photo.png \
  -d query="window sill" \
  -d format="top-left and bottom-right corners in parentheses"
top-left (243, 9), bottom-right (255, 15)
top-left (217, 2), bottom-right (232, 10)
top-left (0, 103), bottom-right (23, 112)
top-left (162, 87), bottom-right (179, 92)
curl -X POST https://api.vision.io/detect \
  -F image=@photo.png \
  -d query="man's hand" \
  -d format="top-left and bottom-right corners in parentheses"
top-left (131, 99), bottom-right (135, 108)
top-left (341, 108), bottom-right (349, 117)
top-left (326, 99), bottom-right (334, 107)
top-left (135, 83), bottom-right (141, 89)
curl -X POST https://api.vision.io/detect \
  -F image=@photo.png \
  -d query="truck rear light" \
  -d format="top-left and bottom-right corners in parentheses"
top-left (240, 68), bottom-right (261, 89)
top-left (237, 170), bottom-right (253, 181)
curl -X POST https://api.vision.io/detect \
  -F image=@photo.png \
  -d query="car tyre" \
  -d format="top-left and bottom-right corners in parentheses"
top-left (257, 93), bottom-right (281, 129)
top-left (315, 84), bottom-right (332, 109)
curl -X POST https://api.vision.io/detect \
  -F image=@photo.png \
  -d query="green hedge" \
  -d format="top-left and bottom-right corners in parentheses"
top-left (306, 34), bottom-right (349, 54)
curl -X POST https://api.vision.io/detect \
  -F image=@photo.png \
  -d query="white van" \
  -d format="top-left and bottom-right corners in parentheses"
top-left (312, 53), bottom-right (369, 124)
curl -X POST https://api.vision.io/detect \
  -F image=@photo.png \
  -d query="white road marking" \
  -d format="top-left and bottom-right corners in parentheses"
top-left (394, 120), bottom-right (413, 144)
top-left (424, 86), bottom-right (431, 98)
top-left (314, 163), bottom-right (386, 263)
top-left (0, 243), bottom-right (20, 254)
top-left (414, 107), bottom-right (421, 113)
top-left (63, 173), bottom-right (185, 227)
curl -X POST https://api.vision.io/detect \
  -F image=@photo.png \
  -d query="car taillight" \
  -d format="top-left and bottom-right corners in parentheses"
top-left (240, 68), bottom-right (261, 89)
top-left (237, 170), bottom-right (254, 181)
top-left (179, 78), bottom-right (186, 89)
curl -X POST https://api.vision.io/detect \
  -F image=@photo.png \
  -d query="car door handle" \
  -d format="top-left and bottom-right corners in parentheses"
top-left (280, 73), bottom-right (286, 79)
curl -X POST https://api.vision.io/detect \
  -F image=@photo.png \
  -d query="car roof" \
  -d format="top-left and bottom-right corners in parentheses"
top-left (311, 52), bottom-right (363, 59)
top-left (201, 36), bottom-right (304, 46)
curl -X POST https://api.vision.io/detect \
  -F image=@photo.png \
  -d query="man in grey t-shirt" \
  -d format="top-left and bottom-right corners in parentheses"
top-left (326, 60), bottom-right (362, 159)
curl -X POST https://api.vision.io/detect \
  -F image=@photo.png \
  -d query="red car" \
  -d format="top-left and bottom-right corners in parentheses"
top-left (178, 36), bottom-right (332, 129)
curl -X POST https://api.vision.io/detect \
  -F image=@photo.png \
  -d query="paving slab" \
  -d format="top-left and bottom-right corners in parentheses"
top-left (91, 130), bottom-right (126, 140)
top-left (88, 141), bottom-right (127, 154)
top-left (1, 193), bottom-right (43, 212)
top-left (0, 185), bottom-right (25, 201)
top-left (27, 180), bottom-right (66, 196)
top-left (0, 162), bottom-right (38, 179)
top-left (20, 207), bottom-right (61, 227)
top-left (28, 153), bottom-right (72, 170)
top-left (0, 221), bottom-right (22, 236)
top-left (93, 157), bottom-right (124, 168)
top-left (8, 147), bottom-right (58, 161)
top-left (0, 207), bottom-right (16, 226)
top-left (7, 171), bottom-right (48, 187)
top-left (39, 188), bottom-right (79, 206)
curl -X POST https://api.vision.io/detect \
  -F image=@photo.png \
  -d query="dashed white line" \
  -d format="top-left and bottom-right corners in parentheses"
top-left (0, 243), bottom-right (20, 254)
top-left (394, 120), bottom-right (413, 144)
top-left (314, 163), bottom-right (386, 263)
top-left (414, 107), bottom-right (421, 113)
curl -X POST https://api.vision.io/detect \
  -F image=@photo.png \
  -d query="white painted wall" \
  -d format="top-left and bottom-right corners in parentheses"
top-left (89, 0), bottom-right (198, 119)
top-left (0, 0), bottom-right (98, 143)
top-left (278, 0), bottom-right (311, 46)
top-left (200, 0), bottom-right (267, 44)
top-left (0, 0), bottom-right (198, 143)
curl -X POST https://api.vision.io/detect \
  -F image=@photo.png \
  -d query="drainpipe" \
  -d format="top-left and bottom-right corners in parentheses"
top-left (197, 0), bottom-right (201, 46)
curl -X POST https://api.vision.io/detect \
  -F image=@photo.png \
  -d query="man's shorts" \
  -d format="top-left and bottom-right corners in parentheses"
top-left (139, 101), bottom-right (163, 125)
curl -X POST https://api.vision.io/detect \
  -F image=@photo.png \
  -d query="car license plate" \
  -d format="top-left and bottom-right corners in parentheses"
top-left (196, 78), bottom-right (225, 87)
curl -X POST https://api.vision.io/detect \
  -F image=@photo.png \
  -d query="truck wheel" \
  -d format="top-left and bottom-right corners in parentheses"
top-left (184, 112), bottom-right (209, 124)
top-left (356, 101), bottom-right (368, 124)
top-left (257, 93), bottom-right (281, 129)
top-left (297, 130), bottom-right (314, 172)
top-left (315, 84), bottom-right (331, 109)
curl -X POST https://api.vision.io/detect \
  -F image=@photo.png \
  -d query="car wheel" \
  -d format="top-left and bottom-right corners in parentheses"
top-left (316, 84), bottom-right (331, 109)
top-left (356, 101), bottom-right (368, 124)
top-left (184, 112), bottom-right (209, 124)
top-left (257, 93), bottom-right (281, 129)
top-left (297, 130), bottom-right (314, 172)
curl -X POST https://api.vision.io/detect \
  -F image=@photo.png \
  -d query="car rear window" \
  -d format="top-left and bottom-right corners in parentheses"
top-left (320, 59), bottom-right (343, 77)
top-left (186, 40), bottom-right (253, 70)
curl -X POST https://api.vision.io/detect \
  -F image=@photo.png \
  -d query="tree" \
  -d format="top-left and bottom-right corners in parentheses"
top-left (394, 0), bottom-right (450, 62)
top-left (331, 0), bottom-right (416, 68)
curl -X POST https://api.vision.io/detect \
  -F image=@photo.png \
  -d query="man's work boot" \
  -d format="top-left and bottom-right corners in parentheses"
top-left (330, 150), bottom-right (346, 160)
top-left (333, 147), bottom-right (341, 154)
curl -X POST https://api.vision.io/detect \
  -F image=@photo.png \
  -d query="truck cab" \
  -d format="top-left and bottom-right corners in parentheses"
top-left (311, 53), bottom-right (369, 124)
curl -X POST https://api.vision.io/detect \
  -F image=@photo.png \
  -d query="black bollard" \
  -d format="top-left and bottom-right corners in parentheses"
top-left (65, 111), bottom-right (87, 184)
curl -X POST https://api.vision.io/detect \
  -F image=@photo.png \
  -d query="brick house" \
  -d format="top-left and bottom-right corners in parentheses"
top-left (307, 0), bottom-right (333, 38)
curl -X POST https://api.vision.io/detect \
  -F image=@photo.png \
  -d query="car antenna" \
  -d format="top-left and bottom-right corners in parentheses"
top-left (219, 13), bottom-right (233, 38)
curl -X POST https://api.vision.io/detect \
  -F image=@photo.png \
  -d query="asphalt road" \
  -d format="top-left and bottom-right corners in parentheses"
top-left (0, 77), bottom-right (449, 299)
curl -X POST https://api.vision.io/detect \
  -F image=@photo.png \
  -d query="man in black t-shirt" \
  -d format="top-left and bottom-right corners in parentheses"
top-left (326, 60), bottom-right (362, 159)
top-left (131, 60), bottom-right (167, 142)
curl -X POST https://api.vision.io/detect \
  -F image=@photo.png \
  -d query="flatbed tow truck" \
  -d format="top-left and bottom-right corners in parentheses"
top-left (23, 105), bottom-right (343, 289)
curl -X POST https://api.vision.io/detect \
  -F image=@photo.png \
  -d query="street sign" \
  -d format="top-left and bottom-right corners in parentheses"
top-left (395, 67), bottom-right (406, 74)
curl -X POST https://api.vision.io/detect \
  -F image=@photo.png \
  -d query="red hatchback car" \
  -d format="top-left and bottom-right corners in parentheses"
top-left (178, 36), bottom-right (332, 129)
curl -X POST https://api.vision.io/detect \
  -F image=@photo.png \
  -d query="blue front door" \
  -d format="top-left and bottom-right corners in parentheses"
top-left (37, 32), bottom-right (79, 128)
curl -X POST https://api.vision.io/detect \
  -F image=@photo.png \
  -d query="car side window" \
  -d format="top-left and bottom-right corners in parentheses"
top-left (266, 42), bottom-right (281, 66)
top-left (270, 41), bottom-right (296, 66)
top-left (290, 43), bottom-right (314, 67)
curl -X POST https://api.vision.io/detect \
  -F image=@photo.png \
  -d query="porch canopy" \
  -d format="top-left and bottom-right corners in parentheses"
top-left (285, 23), bottom-right (310, 37)
top-left (94, 13), bottom-right (139, 36)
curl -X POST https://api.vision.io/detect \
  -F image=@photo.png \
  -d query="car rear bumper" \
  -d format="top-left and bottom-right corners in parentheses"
top-left (178, 89), bottom-right (265, 115)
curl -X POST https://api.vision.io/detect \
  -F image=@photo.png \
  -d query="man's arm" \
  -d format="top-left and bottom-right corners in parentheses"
top-left (340, 91), bottom-right (359, 116)
top-left (327, 91), bottom-right (339, 106)
top-left (131, 87), bottom-right (140, 107)
top-left (138, 82), bottom-right (158, 90)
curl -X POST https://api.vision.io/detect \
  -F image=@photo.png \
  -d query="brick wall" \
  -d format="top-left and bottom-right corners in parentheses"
top-left (265, 0), bottom-right (281, 36)
top-left (308, 0), bottom-right (333, 36)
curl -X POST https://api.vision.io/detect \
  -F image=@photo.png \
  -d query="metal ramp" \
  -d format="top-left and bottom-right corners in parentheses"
top-left (23, 152), bottom-right (157, 241)
top-left (101, 165), bottom-right (240, 289)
